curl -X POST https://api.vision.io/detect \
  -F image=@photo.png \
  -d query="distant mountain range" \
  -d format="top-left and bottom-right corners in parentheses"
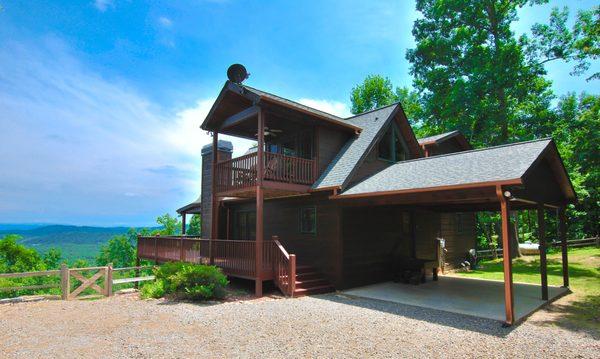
top-left (0, 224), bottom-right (157, 263)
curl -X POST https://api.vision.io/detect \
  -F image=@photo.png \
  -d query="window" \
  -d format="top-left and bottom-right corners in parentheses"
top-left (378, 124), bottom-right (408, 162)
top-left (299, 206), bottom-right (317, 234)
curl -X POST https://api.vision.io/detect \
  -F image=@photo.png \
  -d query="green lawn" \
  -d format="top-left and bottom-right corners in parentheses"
top-left (454, 246), bottom-right (600, 332)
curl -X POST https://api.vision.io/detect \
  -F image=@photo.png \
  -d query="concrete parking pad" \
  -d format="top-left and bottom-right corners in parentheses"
top-left (343, 276), bottom-right (568, 322)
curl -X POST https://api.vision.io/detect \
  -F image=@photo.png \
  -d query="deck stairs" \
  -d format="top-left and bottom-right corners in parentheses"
top-left (292, 264), bottom-right (335, 297)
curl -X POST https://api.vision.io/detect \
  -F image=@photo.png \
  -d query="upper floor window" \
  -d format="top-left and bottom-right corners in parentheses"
top-left (378, 124), bottom-right (408, 162)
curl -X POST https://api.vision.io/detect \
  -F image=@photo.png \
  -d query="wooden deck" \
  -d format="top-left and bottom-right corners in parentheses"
top-left (137, 236), bottom-right (297, 296)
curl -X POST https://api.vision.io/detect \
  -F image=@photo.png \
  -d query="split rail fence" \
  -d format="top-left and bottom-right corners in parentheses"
top-left (0, 264), bottom-right (155, 300)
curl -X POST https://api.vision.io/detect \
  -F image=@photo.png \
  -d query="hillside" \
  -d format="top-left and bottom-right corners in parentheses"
top-left (0, 225), bottom-right (140, 263)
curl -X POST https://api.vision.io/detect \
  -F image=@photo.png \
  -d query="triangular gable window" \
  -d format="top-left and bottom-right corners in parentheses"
top-left (378, 124), bottom-right (408, 162)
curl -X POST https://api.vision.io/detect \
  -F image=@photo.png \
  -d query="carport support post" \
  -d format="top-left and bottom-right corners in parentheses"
top-left (255, 108), bottom-right (265, 297)
top-left (497, 186), bottom-right (514, 326)
top-left (537, 205), bottom-right (548, 300)
top-left (210, 131), bottom-right (218, 265)
top-left (558, 207), bottom-right (569, 288)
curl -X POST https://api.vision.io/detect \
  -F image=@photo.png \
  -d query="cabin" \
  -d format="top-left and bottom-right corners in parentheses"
top-left (137, 78), bottom-right (576, 326)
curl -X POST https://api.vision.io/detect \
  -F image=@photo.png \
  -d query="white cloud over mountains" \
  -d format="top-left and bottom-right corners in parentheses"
top-left (0, 36), bottom-right (347, 225)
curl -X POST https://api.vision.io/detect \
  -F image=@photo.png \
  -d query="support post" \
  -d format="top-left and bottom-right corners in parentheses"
top-left (60, 263), bottom-right (70, 300)
top-left (537, 204), bottom-right (548, 300)
top-left (181, 213), bottom-right (186, 235)
top-left (226, 207), bottom-right (231, 241)
top-left (497, 185), bottom-right (514, 326)
top-left (105, 263), bottom-right (113, 297)
top-left (558, 207), bottom-right (569, 287)
top-left (255, 108), bottom-right (265, 297)
top-left (180, 236), bottom-right (185, 261)
top-left (134, 256), bottom-right (140, 289)
top-left (210, 131), bottom-right (219, 265)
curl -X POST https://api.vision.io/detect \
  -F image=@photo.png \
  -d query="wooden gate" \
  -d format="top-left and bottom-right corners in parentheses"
top-left (60, 264), bottom-right (112, 300)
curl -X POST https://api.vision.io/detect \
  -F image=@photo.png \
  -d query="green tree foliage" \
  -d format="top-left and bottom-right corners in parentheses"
top-left (154, 213), bottom-right (181, 236)
top-left (95, 235), bottom-right (136, 268)
top-left (187, 214), bottom-right (202, 236)
top-left (0, 235), bottom-right (44, 273)
top-left (42, 247), bottom-right (63, 269)
top-left (406, 0), bottom-right (558, 146)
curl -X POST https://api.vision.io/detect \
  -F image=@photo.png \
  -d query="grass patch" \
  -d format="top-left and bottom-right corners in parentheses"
top-left (455, 246), bottom-right (600, 333)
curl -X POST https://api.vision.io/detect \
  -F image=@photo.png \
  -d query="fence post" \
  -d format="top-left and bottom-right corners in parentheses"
top-left (134, 256), bottom-right (140, 289)
top-left (105, 264), bottom-right (113, 297)
top-left (60, 263), bottom-right (70, 300)
top-left (289, 254), bottom-right (296, 298)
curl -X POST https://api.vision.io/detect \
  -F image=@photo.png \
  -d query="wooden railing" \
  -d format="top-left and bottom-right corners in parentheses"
top-left (215, 151), bottom-right (316, 193)
top-left (138, 236), bottom-right (277, 280)
top-left (0, 265), bottom-right (155, 300)
top-left (138, 236), bottom-right (297, 296)
top-left (271, 236), bottom-right (296, 297)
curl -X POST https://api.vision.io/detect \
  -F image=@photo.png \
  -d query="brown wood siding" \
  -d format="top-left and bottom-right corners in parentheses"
top-left (223, 193), bottom-right (342, 286)
top-left (317, 127), bottom-right (350, 178)
top-left (414, 210), bottom-right (441, 260)
top-left (430, 140), bottom-right (464, 156)
top-left (439, 212), bottom-right (477, 269)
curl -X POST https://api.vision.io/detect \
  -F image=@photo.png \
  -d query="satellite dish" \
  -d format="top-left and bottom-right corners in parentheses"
top-left (227, 64), bottom-right (249, 84)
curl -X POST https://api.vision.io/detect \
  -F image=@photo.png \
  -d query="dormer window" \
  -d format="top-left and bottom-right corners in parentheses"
top-left (378, 124), bottom-right (408, 162)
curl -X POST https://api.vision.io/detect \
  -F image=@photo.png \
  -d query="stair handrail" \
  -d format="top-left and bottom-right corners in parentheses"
top-left (271, 235), bottom-right (296, 297)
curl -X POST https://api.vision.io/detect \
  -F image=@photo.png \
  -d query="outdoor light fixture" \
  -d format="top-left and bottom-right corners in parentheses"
top-left (504, 190), bottom-right (512, 198)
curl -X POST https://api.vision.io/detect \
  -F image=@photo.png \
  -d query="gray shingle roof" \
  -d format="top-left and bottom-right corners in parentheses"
top-left (417, 130), bottom-right (461, 144)
top-left (340, 138), bottom-right (551, 196)
top-left (312, 103), bottom-right (400, 189)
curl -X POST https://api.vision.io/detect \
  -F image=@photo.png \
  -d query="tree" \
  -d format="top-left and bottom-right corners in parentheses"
top-left (525, 6), bottom-right (599, 81)
top-left (406, 0), bottom-right (557, 146)
top-left (42, 248), bottom-right (63, 269)
top-left (154, 213), bottom-right (181, 236)
top-left (187, 214), bottom-right (202, 236)
top-left (0, 235), bottom-right (44, 273)
top-left (96, 235), bottom-right (136, 268)
top-left (350, 75), bottom-right (399, 114)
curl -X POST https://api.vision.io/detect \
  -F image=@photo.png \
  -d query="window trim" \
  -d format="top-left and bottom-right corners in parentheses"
top-left (298, 206), bottom-right (317, 235)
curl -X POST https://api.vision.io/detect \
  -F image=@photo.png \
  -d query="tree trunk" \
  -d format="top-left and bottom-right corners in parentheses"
top-left (510, 211), bottom-right (522, 258)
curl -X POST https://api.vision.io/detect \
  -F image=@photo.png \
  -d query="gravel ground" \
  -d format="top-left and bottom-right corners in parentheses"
top-left (0, 292), bottom-right (598, 358)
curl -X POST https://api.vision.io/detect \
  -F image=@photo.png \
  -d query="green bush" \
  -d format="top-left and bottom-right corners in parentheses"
top-left (141, 262), bottom-right (228, 300)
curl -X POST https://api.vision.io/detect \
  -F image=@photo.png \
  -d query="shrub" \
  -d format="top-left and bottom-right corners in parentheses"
top-left (141, 262), bottom-right (228, 300)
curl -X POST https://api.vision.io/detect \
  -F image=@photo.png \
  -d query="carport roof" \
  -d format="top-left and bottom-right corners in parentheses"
top-left (339, 138), bottom-right (575, 202)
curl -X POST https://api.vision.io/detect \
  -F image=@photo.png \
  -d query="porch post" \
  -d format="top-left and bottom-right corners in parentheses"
top-left (255, 108), bottom-right (265, 297)
top-left (210, 131), bottom-right (218, 265)
top-left (537, 204), bottom-right (548, 300)
top-left (181, 213), bottom-right (187, 235)
top-left (496, 185), bottom-right (514, 326)
top-left (558, 207), bottom-right (569, 287)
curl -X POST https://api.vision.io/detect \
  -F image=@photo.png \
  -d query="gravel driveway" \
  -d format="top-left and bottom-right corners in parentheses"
top-left (1, 292), bottom-right (598, 358)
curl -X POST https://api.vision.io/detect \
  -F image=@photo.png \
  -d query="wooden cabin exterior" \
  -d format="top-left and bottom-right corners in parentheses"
top-left (137, 80), bottom-right (577, 326)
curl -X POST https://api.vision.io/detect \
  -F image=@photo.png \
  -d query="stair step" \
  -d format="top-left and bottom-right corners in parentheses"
top-left (293, 285), bottom-right (335, 296)
top-left (296, 272), bottom-right (321, 280)
top-left (295, 278), bottom-right (329, 288)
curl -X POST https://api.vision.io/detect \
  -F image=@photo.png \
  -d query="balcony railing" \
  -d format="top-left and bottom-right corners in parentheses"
top-left (215, 151), bottom-right (316, 194)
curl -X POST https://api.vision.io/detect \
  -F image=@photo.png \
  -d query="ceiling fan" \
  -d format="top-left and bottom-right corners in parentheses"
top-left (255, 127), bottom-right (283, 137)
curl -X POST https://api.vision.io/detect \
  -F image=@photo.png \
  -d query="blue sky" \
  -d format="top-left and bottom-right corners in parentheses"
top-left (0, 0), bottom-right (597, 226)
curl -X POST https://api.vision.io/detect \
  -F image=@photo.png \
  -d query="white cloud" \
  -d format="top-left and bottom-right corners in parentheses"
top-left (0, 36), bottom-right (253, 225)
top-left (93, 0), bottom-right (113, 12)
top-left (158, 16), bottom-right (173, 28)
top-left (296, 98), bottom-right (352, 118)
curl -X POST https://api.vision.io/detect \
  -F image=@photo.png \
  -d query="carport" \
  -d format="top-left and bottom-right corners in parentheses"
top-left (332, 139), bottom-right (577, 325)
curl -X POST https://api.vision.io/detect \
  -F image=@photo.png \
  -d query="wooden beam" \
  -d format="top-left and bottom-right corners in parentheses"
top-left (219, 105), bottom-right (259, 130)
top-left (181, 213), bottom-right (186, 235)
top-left (255, 109), bottom-right (265, 297)
top-left (538, 204), bottom-right (548, 300)
top-left (497, 185), bottom-right (514, 326)
top-left (558, 207), bottom-right (569, 287)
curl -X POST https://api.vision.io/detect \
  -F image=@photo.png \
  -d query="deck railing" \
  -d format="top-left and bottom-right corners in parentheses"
top-left (137, 236), bottom-right (291, 281)
top-left (215, 151), bottom-right (316, 194)
top-left (271, 236), bottom-right (296, 297)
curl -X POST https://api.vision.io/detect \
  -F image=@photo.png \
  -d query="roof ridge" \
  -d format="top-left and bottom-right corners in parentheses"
top-left (241, 84), bottom-right (344, 120)
top-left (394, 137), bottom-right (552, 166)
top-left (343, 102), bottom-right (401, 120)
top-left (417, 130), bottom-right (460, 141)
